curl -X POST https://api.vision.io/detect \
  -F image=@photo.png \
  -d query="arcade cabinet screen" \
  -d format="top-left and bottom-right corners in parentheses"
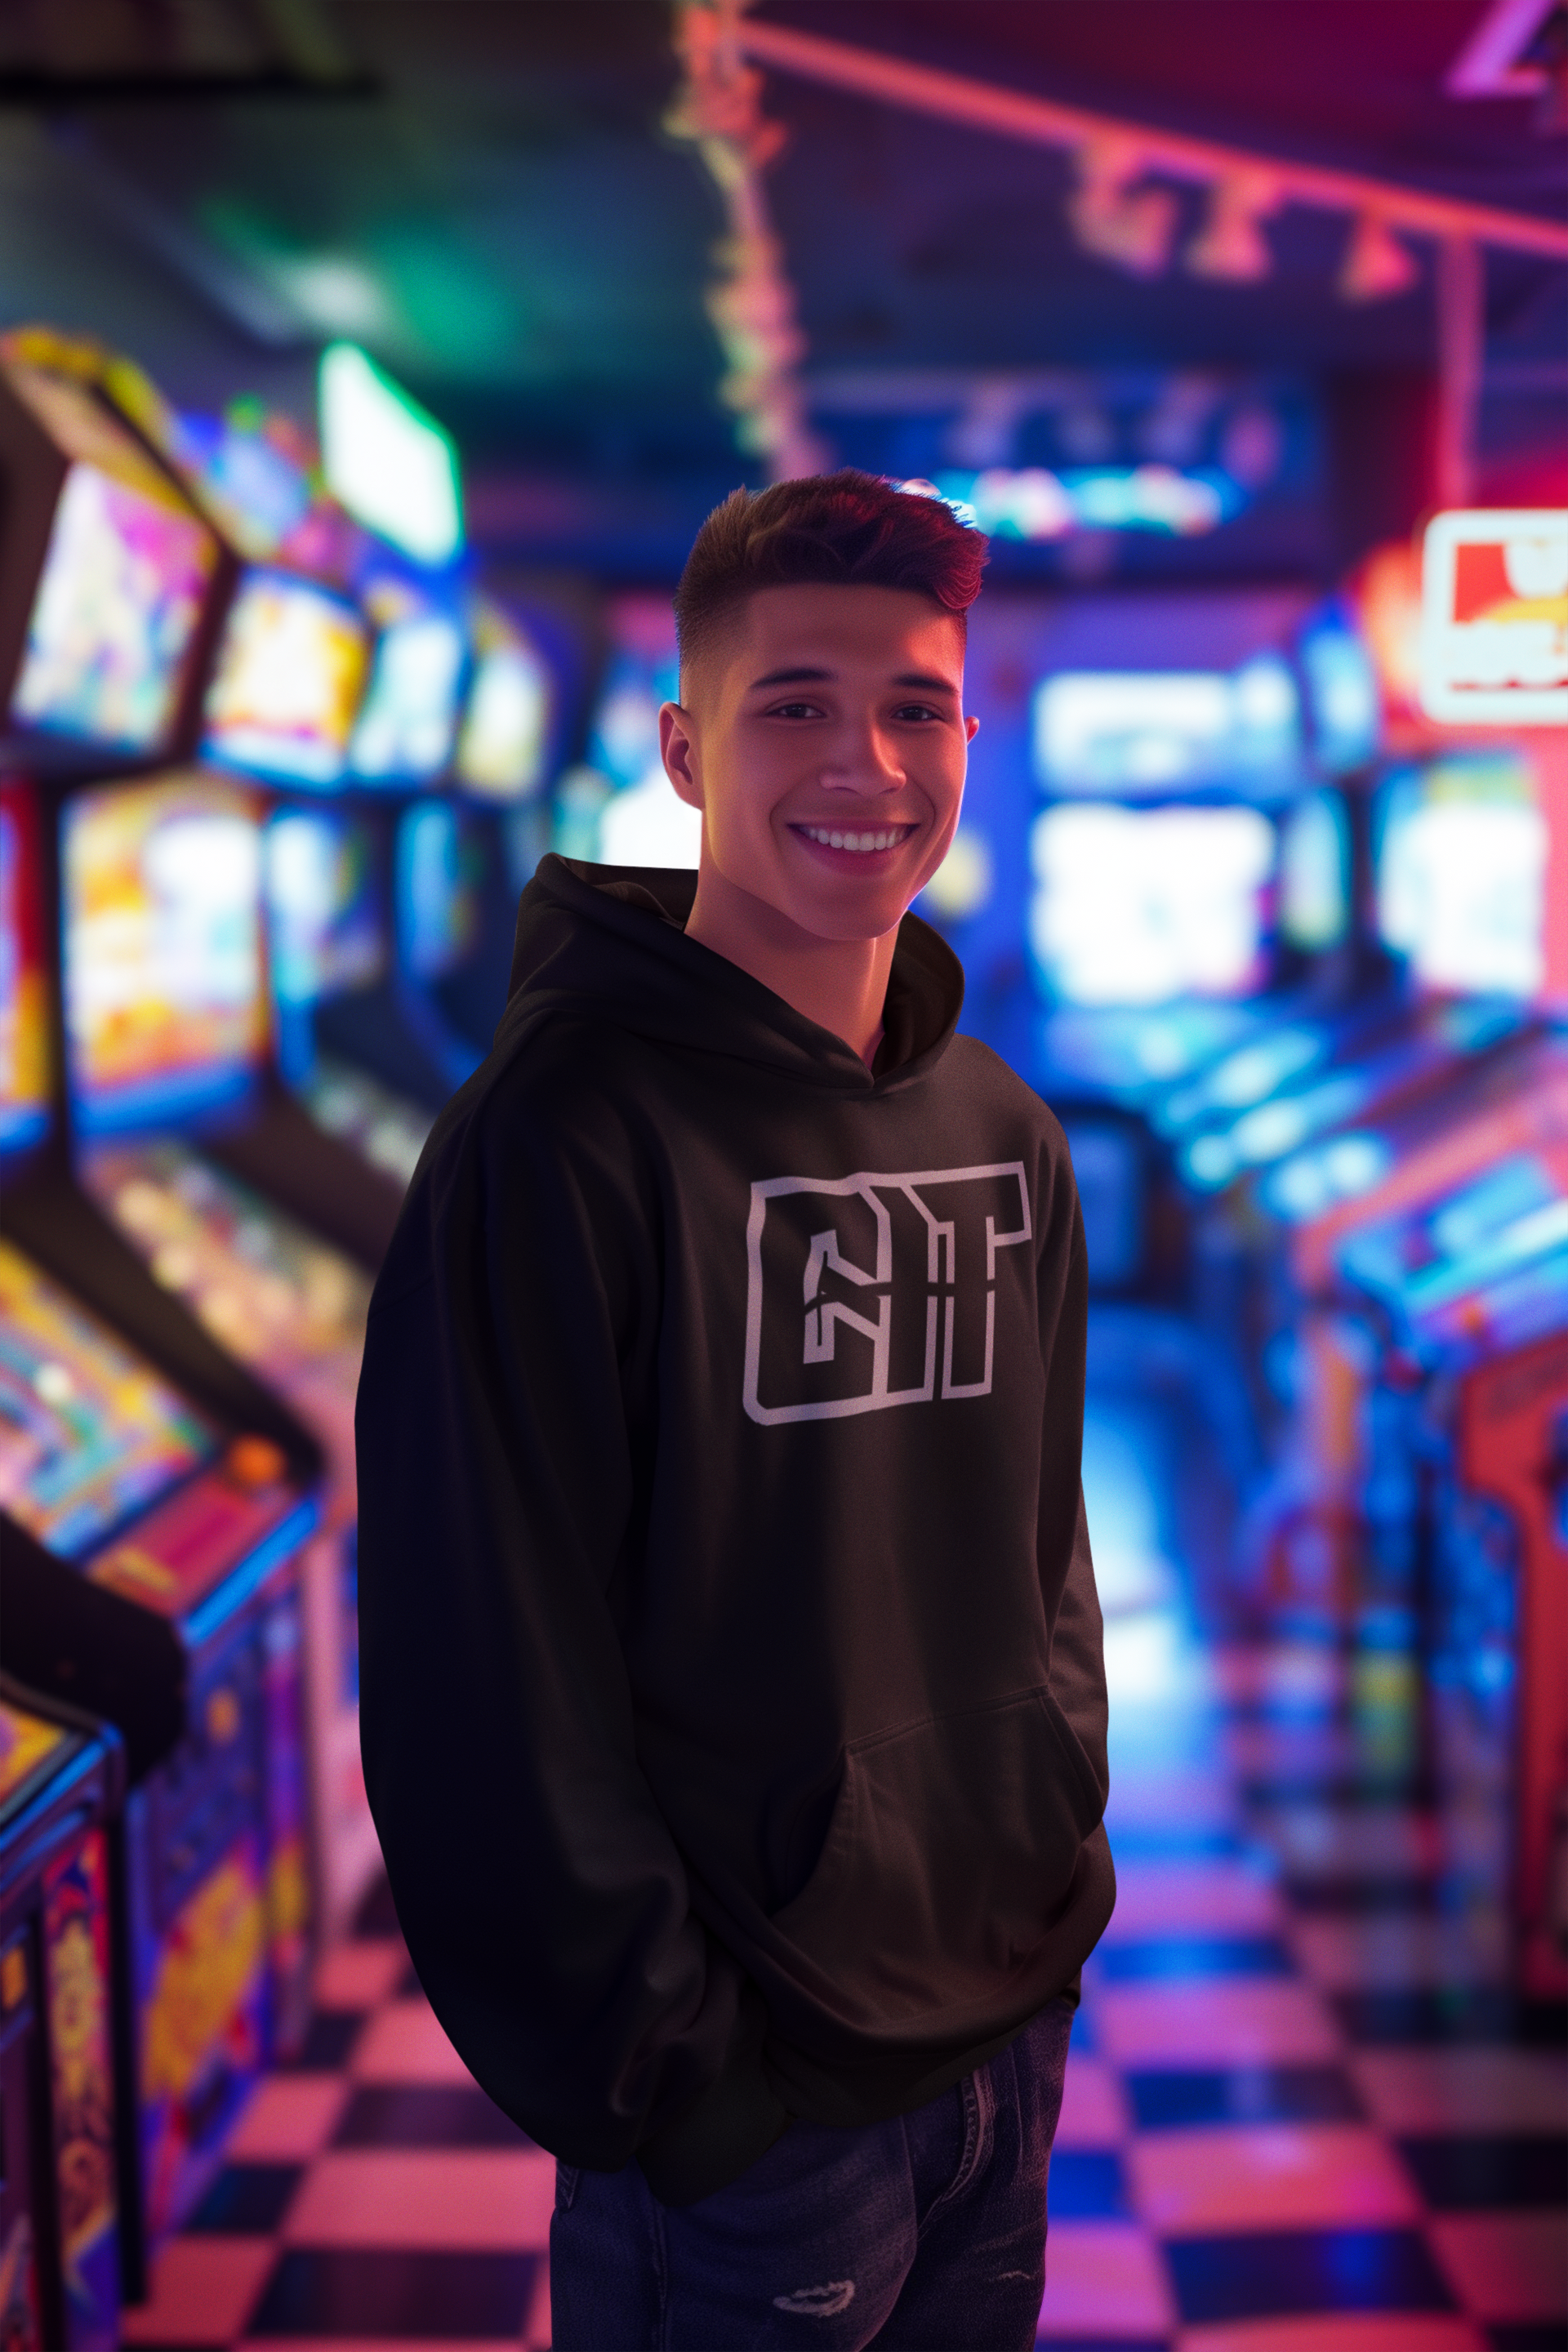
top-left (350, 605), bottom-right (466, 784)
top-left (1278, 788), bottom-right (1351, 952)
top-left (0, 1235), bottom-right (213, 1560)
top-left (396, 799), bottom-right (476, 980)
top-left (0, 1697), bottom-right (73, 1813)
top-left (1376, 755), bottom-right (1547, 998)
top-left (7, 368), bottom-right (220, 754)
top-left (1296, 604), bottom-right (1380, 775)
top-left (1031, 801), bottom-right (1276, 1005)
top-left (265, 809), bottom-right (386, 1008)
top-left (63, 773), bottom-right (269, 1133)
top-left (455, 610), bottom-right (551, 800)
top-left (1033, 659), bottom-right (1300, 796)
top-left (587, 618), bottom-right (699, 868)
top-left (0, 780), bottom-right (49, 1152)
top-left (202, 569), bottom-right (369, 786)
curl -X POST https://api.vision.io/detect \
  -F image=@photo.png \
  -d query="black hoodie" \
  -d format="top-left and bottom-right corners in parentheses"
top-left (355, 856), bottom-right (1112, 2207)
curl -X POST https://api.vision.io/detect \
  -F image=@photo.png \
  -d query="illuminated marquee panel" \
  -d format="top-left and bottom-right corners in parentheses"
top-left (1419, 509), bottom-right (1568, 725)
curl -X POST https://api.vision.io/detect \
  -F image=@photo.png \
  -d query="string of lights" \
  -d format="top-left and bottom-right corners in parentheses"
top-left (665, 0), bottom-right (827, 483)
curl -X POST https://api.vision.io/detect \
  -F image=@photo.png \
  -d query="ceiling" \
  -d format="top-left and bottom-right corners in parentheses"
top-left (1, 0), bottom-right (1563, 578)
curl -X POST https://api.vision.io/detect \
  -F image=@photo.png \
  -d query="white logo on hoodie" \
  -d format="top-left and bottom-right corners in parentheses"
top-left (742, 1164), bottom-right (1031, 1425)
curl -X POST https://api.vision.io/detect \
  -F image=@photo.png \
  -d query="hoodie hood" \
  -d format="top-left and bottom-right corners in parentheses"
top-left (501, 854), bottom-right (964, 1093)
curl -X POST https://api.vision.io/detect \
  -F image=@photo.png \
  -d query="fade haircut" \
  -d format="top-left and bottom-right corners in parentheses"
top-left (674, 470), bottom-right (987, 687)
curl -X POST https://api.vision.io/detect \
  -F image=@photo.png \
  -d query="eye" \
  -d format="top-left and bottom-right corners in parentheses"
top-left (766, 699), bottom-right (824, 719)
top-left (891, 702), bottom-right (943, 723)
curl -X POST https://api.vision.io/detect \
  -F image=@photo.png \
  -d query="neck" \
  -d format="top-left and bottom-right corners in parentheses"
top-left (684, 858), bottom-right (896, 1069)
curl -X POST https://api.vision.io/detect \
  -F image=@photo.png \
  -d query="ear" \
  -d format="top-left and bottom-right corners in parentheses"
top-left (660, 702), bottom-right (704, 811)
top-left (965, 715), bottom-right (980, 743)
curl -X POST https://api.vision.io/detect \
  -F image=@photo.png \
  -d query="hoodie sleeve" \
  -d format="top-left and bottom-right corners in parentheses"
top-left (1036, 1129), bottom-right (1110, 1806)
top-left (354, 1042), bottom-right (790, 2202)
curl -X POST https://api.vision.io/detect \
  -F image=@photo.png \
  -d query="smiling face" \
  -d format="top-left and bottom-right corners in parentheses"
top-left (660, 582), bottom-right (977, 946)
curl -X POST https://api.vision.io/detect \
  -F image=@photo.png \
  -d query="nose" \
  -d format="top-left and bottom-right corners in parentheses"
top-left (818, 712), bottom-right (906, 794)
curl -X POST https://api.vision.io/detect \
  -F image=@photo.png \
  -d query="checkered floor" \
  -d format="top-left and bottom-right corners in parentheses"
top-left (118, 1615), bottom-right (1568, 2350)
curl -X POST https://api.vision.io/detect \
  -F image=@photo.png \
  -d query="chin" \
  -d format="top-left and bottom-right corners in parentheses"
top-left (787, 893), bottom-right (911, 943)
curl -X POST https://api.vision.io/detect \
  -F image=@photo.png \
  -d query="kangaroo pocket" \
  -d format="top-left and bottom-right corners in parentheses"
top-left (766, 1685), bottom-right (1103, 2030)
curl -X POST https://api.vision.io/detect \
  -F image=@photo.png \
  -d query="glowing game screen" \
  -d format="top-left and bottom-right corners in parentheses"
top-left (582, 599), bottom-right (697, 866)
top-left (7, 364), bottom-right (220, 754)
top-left (1277, 788), bottom-right (1350, 952)
top-left (1296, 603), bottom-right (1380, 775)
top-left (63, 773), bottom-right (269, 1133)
top-left (1030, 801), bottom-right (1276, 1005)
top-left (350, 591), bottom-right (466, 784)
top-left (0, 779), bottom-right (50, 1152)
top-left (0, 1697), bottom-right (73, 1813)
top-left (202, 569), bottom-right (370, 786)
top-left (454, 602), bottom-right (551, 800)
top-left (0, 1236), bottom-right (213, 1560)
top-left (87, 1143), bottom-right (372, 1415)
top-left (396, 799), bottom-right (477, 980)
top-left (1033, 658), bottom-right (1300, 796)
top-left (1376, 755), bottom-right (1546, 999)
top-left (265, 809), bottom-right (386, 1008)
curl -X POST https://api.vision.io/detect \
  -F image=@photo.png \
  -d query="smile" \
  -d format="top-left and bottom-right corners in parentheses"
top-left (792, 823), bottom-right (915, 855)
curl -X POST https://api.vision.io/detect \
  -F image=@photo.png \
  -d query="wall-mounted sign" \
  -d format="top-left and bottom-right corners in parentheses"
top-left (1419, 509), bottom-right (1568, 724)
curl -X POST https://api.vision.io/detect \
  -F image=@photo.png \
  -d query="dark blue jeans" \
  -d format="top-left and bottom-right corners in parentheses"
top-left (549, 1999), bottom-right (1074, 2351)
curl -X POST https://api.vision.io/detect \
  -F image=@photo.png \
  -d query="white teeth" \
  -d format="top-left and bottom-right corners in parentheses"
top-left (799, 825), bottom-right (907, 854)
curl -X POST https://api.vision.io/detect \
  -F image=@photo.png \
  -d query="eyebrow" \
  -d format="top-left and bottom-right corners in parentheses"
top-left (747, 666), bottom-right (959, 693)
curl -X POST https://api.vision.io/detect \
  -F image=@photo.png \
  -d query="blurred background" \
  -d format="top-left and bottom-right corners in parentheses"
top-left (0, 3), bottom-right (1564, 2345)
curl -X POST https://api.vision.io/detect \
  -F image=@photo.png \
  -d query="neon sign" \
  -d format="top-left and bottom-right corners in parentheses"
top-left (902, 466), bottom-right (1244, 540)
top-left (1419, 509), bottom-right (1568, 724)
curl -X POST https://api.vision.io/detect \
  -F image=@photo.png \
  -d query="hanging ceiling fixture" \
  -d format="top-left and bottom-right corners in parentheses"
top-left (1184, 171), bottom-right (1281, 282)
top-left (1338, 211), bottom-right (1423, 303)
top-left (1067, 140), bottom-right (1178, 280)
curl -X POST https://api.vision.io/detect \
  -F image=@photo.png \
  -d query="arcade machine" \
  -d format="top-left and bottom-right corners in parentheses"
top-left (16, 342), bottom-right (569, 1942)
top-left (194, 546), bottom-right (445, 1178)
top-left (1247, 1015), bottom-right (1568, 1619)
top-left (0, 347), bottom-right (379, 2152)
top-left (324, 563), bottom-right (492, 1106)
top-left (430, 583), bottom-right (579, 1040)
top-left (1169, 749), bottom-right (1543, 1200)
top-left (1323, 1140), bottom-right (1568, 2001)
top-left (1026, 645), bottom-right (1348, 1293)
top-left (0, 329), bottom-right (410, 1265)
top-left (11, 325), bottom-right (454, 1190)
top-left (0, 785), bottom-right (323, 2269)
top-left (91, 333), bottom-right (574, 1139)
top-left (293, 573), bottom-right (568, 1121)
top-left (1134, 594), bottom-right (1409, 1187)
top-left (215, 564), bottom-right (572, 1174)
top-left (1216, 745), bottom-right (1560, 1603)
top-left (1456, 1323), bottom-right (1568, 2000)
top-left (1154, 757), bottom-right (1554, 1575)
top-left (56, 771), bottom-right (380, 1949)
top-left (0, 1677), bottom-right (123, 2352)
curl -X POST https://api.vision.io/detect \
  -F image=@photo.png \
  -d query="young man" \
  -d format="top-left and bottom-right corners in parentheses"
top-left (356, 472), bottom-right (1112, 2350)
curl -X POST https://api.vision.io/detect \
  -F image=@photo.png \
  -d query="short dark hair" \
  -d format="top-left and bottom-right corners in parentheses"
top-left (674, 470), bottom-right (987, 680)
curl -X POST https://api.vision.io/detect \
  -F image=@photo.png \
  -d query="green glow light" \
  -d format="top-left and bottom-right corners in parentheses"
top-left (318, 342), bottom-right (463, 567)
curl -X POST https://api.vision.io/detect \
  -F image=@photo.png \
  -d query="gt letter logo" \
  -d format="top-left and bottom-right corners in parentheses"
top-left (743, 1164), bottom-right (1031, 1426)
